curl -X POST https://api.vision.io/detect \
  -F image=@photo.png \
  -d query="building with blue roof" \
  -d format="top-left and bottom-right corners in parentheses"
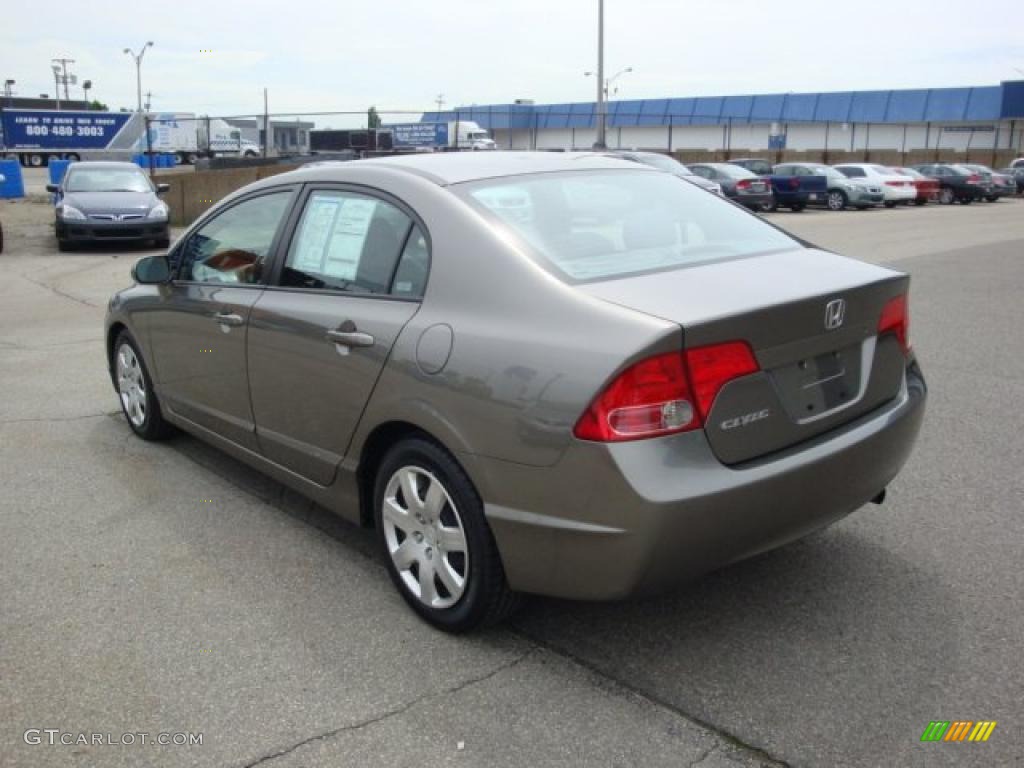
top-left (424, 81), bottom-right (1024, 157)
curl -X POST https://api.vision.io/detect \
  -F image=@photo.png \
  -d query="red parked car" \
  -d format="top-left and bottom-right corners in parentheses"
top-left (890, 167), bottom-right (940, 206)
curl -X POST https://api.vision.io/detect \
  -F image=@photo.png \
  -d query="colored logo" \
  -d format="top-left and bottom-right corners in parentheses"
top-left (920, 721), bottom-right (997, 742)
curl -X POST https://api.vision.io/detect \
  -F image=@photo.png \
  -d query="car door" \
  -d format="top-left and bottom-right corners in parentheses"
top-left (148, 187), bottom-right (296, 450)
top-left (246, 186), bottom-right (428, 485)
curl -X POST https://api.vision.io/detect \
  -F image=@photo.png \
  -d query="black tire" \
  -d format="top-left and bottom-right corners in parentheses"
top-left (985, 196), bottom-right (998, 203)
top-left (960, 197), bottom-right (973, 205)
top-left (186, 152), bottom-right (199, 165)
top-left (789, 203), bottom-right (805, 212)
top-left (826, 190), bottom-right (847, 211)
top-left (914, 199), bottom-right (927, 206)
top-left (112, 331), bottom-right (174, 441)
top-left (28, 153), bottom-right (46, 168)
top-left (884, 201), bottom-right (897, 208)
top-left (373, 437), bottom-right (519, 632)
top-left (57, 238), bottom-right (73, 252)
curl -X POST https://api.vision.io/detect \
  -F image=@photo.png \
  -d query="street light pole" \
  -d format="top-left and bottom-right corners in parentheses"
top-left (595, 0), bottom-right (605, 149)
top-left (123, 42), bottom-right (154, 112)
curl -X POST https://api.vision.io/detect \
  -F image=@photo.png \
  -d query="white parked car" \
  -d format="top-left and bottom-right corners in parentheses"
top-left (834, 164), bottom-right (917, 207)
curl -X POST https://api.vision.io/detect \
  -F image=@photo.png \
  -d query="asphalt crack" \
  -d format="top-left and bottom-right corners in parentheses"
top-left (239, 650), bottom-right (533, 767)
top-left (17, 271), bottom-right (103, 308)
top-left (0, 411), bottom-right (116, 426)
top-left (512, 630), bottom-right (789, 767)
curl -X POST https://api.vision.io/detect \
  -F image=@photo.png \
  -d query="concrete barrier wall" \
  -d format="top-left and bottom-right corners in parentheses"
top-left (154, 164), bottom-right (301, 226)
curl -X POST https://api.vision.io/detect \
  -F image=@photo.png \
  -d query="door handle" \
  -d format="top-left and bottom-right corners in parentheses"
top-left (326, 329), bottom-right (375, 348)
top-left (214, 312), bottom-right (245, 327)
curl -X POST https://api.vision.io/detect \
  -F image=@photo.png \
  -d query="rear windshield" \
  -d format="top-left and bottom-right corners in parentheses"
top-left (715, 164), bottom-right (756, 179)
top-left (457, 170), bottom-right (799, 283)
top-left (630, 153), bottom-right (689, 174)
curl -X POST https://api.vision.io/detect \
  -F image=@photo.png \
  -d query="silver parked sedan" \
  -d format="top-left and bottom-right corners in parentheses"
top-left (105, 152), bottom-right (926, 632)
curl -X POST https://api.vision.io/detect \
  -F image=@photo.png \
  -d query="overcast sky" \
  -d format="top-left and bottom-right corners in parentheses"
top-left (3, 0), bottom-right (1023, 120)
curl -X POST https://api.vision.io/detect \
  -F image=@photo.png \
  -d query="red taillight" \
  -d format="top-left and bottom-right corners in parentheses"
top-left (736, 178), bottom-right (752, 191)
top-left (684, 341), bottom-right (760, 420)
top-left (878, 295), bottom-right (910, 354)
top-left (573, 342), bottom-right (760, 442)
top-left (967, 174), bottom-right (981, 184)
top-left (573, 352), bottom-right (698, 442)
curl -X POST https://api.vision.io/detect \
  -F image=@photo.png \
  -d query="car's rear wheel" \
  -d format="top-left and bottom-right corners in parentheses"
top-left (374, 437), bottom-right (518, 632)
top-left (938, 187), bottom-right (955, 205)
top-left (826, 190), bottom-right (847, 211)
top-left (113, 331), bottom-right (173, 441)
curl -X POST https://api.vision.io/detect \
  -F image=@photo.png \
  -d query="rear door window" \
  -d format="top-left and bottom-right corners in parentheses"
top-left (281, 189), bottom-right (422, 296)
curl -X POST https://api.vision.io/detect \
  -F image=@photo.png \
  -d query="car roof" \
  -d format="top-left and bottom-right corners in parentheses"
top-left (287, 151), bottom-right (654, 186)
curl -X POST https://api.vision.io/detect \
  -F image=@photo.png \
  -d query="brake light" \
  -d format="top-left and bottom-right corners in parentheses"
top-left (736, 179), bottom-right (751, 191)
top-left (684, 341), bottom-right (760, 419)
top-left (573, 352), bottom-right (698, 441)
top-left (573, 342), bottom-right (760, 442)
top-left (878, 295), bottom-right (910, 354)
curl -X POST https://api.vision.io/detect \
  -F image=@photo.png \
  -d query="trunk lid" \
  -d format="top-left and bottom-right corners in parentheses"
top-left (579, 247), bottom-right (909, 464)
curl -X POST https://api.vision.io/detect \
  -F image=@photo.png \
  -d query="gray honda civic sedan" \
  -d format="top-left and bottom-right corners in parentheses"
top-left (105, 152), bottom-right (926, 632)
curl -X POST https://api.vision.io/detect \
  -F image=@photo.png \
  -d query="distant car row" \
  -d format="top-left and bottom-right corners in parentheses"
top-left (722, 158), bottom-right (1022, 211)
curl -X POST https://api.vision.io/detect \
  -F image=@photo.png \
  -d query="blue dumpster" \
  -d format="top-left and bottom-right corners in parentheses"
top-left (49, 159), bottom-right (72, 185)
top-left (0, 159), bottom-right (25, 198)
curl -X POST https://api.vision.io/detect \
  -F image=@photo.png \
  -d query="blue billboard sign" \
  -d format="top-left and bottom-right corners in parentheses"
top-left (389, 122), bottom-right (449, 147)
top-left (0, 110), bottom-right (133, 150)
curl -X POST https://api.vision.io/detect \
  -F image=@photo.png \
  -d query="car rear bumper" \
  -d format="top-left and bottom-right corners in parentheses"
top-left (56, 219), bottom-right (168, 243)
top-left (731, 191), bottom-right (775, 209)
top-left (882, 186), bottom-right (917, 202)
top-left (479, 361), bottom-right (926, 601)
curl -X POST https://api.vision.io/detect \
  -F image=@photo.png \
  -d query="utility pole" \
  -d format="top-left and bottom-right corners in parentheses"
top-left (52, 58), bottom-right (76, 102)
top-left (51, 66), bottom-right (62, 110)
top-left (594, 0), bottom-right (606, 149)
top-left (144, 91), bottom-right (153, 111)
top-left (435, 93), bottom-right (445, 112)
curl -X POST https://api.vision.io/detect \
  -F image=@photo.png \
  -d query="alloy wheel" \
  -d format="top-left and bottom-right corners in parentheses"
top-left (939, 187), bottom-right (954, 205)
top-left (827, 191), bottom-right (846, 211)
top-left (381, 466), bottom-right (469, 609)
top-left (116, 342), bottom-right (147, 427)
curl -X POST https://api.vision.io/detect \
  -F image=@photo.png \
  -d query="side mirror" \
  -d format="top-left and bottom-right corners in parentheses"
top-left (132, 254), bottom-right (171, 284)
top-left (156, 183), bottom-right (170, 194)
top-left (46, 183), bottom-right (60, 193)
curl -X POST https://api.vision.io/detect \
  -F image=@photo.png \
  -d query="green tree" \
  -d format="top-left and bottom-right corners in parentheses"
top-left (367, 106), bottom-right (381, 129)
top-left (88, 99), bottom-right (108, 111)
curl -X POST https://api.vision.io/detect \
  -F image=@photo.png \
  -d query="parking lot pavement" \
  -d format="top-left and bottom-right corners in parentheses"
top-left (2, 197), bottom-right (1022, 767)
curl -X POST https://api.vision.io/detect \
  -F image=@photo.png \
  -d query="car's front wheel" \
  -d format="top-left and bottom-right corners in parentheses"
top-left (826, 190), bottom-right (847, 211)
top-left (113, 331), bottom-right (173, 440)
top-left (374, 437), bottom-right (518, 632)
top-left (938, 187), bottom-right (955, 205)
